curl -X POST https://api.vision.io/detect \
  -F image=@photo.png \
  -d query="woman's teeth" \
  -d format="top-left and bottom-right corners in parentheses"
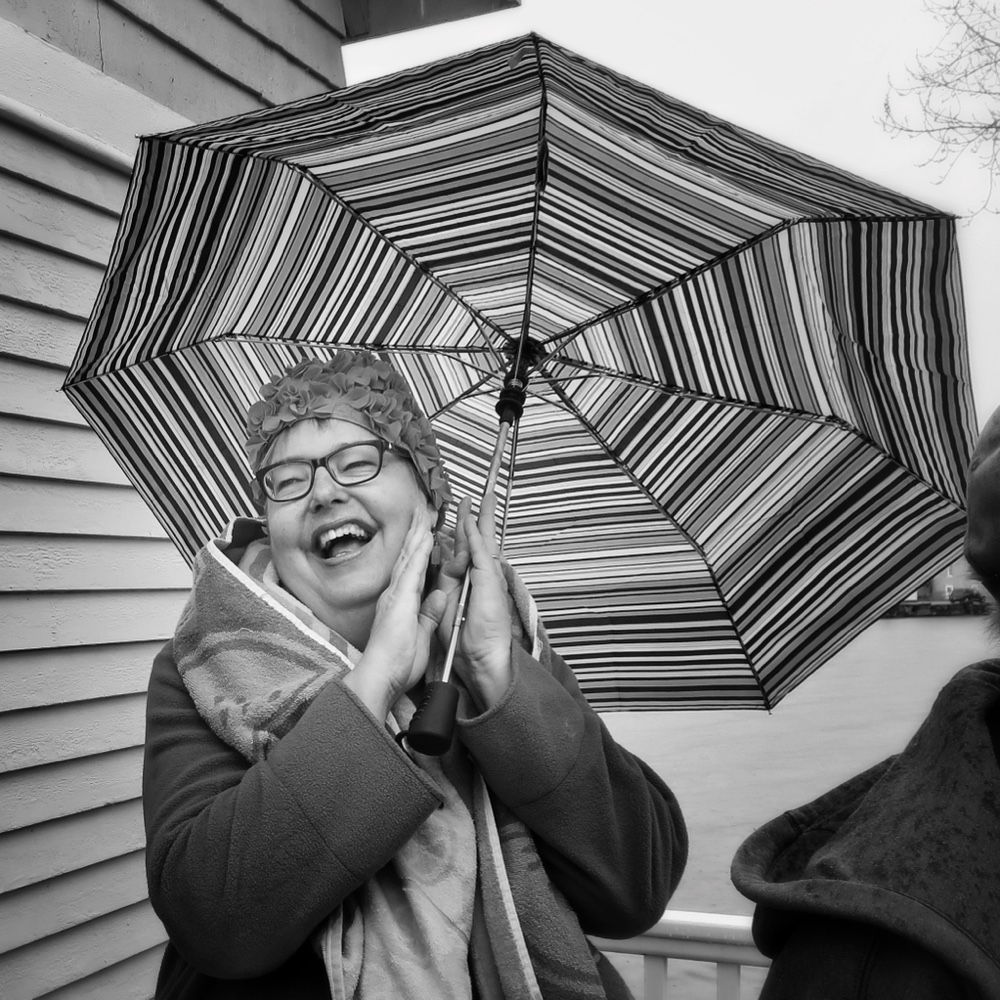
top-left (317, 524), bottom-right (372, 559)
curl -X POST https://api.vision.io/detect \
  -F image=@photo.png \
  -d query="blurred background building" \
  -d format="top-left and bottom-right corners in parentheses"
top-left (886, 556), bottom-right (990, 617)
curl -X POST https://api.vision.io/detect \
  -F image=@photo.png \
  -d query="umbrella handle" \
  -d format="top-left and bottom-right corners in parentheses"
top-left (402, 569), bottom-right (471, 754)
top-left (399, 414), bottom-right (515, 755)
top-left (398, 365), bottom-right (527, 756)
top-left (402, 681), bottom-right (461, 755)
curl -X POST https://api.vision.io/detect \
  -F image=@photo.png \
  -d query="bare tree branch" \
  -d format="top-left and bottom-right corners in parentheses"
top-left (883, 0), bottom-right (1000, 209)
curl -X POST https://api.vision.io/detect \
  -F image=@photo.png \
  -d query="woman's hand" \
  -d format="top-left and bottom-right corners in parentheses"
top-left (427, 493), bottom-right (512, 712)
top-left (345, 508), bottom-right (437, 719)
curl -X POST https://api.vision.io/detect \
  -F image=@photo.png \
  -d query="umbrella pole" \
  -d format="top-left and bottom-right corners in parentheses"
top-left (438, 418), bottom-right (513, 684)
top-left (401, 371), bottom-right (527, 756)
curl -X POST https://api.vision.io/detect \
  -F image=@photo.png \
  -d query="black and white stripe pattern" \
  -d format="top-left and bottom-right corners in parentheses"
top-left (65, 35), bottom-right (977, 709)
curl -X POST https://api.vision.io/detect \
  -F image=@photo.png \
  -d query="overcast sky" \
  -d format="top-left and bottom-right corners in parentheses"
top-left (343, 0), bottom-right (1000, 428)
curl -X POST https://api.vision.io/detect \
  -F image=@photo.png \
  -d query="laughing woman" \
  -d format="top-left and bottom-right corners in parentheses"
top-left (142, 351), bottom-right (687, 1000)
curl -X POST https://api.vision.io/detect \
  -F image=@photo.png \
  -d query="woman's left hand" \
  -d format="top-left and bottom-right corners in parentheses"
top-left (423, 493), bottom-right (512, 711)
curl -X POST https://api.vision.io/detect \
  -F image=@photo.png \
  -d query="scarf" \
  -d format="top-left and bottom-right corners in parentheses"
top-left (173, 518), bottom-right (608, 1000)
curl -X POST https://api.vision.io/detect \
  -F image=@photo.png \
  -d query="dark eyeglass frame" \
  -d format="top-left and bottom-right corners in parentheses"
top-left (256, 439), bottom-right (392, 503)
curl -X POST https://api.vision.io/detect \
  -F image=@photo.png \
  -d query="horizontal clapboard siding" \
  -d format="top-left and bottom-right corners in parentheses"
top-left (103, 0), bottom-right (339, 111)
top-left (0, 4), bottom-right (356, 996)
top-left (0, 118), bottom-right (131, 214)
top-left (0, 168), bottom-right (120, 264)
top-left (0, 536), bottom-right (192, 591)
top-left (0, 300), bottom-right (88, 368)
top-left (0, 899), bottom-right (166, 1000)
top-left (0, 591), bottom-right (189, 651)
top-left (0, 850), bottom-right (148, 949)
top-left (0, 480), bottom-right (167, 537)
top-left (1, 800), bottom-right (147, 895)
top-left (0, 748), bottom-right (145, 830)
top-left (29, 946), bottom-right (166, 1000)
top-left (1, 235), bottom-right (105, 318)
top-left (0, 357), bottom-right (89, 425)
top-left (0, 414), bottom-right (132, 484)
top-left (1, 644), bottom-right (164, 711)
top-left (1, 696), bottom-right (148, 774)
top-left (5, 0), bottom-right (346, 122)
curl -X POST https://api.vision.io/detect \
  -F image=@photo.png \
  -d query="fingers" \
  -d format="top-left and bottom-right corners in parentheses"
top-left (439, 496), bottom-right (473, 584)
top-left (418, 587), bottom-right (448, 632)
top-left (477, 490), bottom-right (501, 558)
top-left (464, 506), bottom-right (498, 572)
top-left (454, 496), bottom-right (473, 551)
top-left (448, 496), bottom-right (512, 707)
top-left (386, 507), bottom-right (434, 594)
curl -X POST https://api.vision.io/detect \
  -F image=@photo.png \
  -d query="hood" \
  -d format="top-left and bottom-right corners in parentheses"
top-left (732, 660), bottom-right (1000, 997)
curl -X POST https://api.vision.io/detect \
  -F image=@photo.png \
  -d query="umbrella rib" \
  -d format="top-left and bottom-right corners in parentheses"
top-left (154, 135), bottom-right (514, 370)
top-left (427, 368), bottom-right (566, 419)
top-left (219, 335), bottom-right (508, 420)
top-left (545, 357), bottom-right (969, 511)
top-left (537, 214), bottom-right (954, 360)
top-left (548, 355), bottom-right (848, 422)
top-left (534, 36), bottom-right (947, 220)
top-left (426, 371), bottom-right (499, 420)
top-left (509, 35), bottom-right (549, 372)
top-left (540, 218), bottom-right (794, 356)
top-left (62, 336), bottom-right (248, 390)
top-left (62, 337), bottom-right (501, 390)
top-left (541, 372), bottom-right (771, 708)
top-left (220, 338), bottom-right (499, 359)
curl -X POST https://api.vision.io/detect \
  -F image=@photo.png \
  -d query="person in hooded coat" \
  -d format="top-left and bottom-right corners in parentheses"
top-left (730, 407), bottom-right (1000, 1000)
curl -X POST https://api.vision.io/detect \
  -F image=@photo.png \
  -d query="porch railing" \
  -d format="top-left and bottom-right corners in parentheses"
top-left (592, 910), bottom-right (771, 1000)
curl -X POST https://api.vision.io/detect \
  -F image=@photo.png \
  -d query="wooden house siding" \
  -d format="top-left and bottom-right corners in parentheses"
top-left (1, 1), bottom-right (506, 993)
top-left (0, 0), bottom-right (347, 120)
top-left (0, 6), bottom-right (347, 997)
top-left (0, 111), bottom-right (185, 1000)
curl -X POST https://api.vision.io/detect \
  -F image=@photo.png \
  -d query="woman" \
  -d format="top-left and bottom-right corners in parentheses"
top-left (143, 351), bottom-right (688, 999)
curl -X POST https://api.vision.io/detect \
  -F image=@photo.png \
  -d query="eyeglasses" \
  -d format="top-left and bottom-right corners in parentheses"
top-left (256, 440), bottom-right (391, 502)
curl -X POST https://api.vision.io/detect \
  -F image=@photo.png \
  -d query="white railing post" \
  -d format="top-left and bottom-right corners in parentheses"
top-left (592, 910), bottom-right (770, 1000)
top-left (716, 961), bottom-right (741, 1000)
top-left (643, 954), bottom-right (668, 1000)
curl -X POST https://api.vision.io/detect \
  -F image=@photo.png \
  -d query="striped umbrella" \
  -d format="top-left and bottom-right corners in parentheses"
top-left (64, 34), bottom-right (977, 710)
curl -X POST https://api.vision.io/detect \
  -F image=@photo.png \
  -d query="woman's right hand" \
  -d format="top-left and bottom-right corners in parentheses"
top-left (344, 507), bottom-right (436, 719)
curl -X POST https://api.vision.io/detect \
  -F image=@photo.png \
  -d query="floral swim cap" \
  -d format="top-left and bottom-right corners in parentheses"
top-left (246, 351), bottom-right (452, 513)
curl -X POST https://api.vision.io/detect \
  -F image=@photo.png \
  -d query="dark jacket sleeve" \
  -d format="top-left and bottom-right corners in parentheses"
top-left (456, 642), bottom-right (688, 939)
top-left (142, 641), bottom-right (443, 980)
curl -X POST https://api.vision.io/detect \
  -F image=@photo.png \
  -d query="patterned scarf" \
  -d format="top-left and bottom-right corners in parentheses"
top-left (174, 518), bottom-right (609, 1000)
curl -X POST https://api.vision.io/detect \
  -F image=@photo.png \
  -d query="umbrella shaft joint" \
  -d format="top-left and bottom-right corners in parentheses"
top-left (496, 380), bottom-right (527, 426)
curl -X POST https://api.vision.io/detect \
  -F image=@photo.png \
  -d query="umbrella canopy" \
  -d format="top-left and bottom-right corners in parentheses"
top-left (65, 34), bottom-right (977, 710)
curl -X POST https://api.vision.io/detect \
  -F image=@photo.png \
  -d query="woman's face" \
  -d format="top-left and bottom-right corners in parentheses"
top-left (264, 418), bottom-right (435, 632)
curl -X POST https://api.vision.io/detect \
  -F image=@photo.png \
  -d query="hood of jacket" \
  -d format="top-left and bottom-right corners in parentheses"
top-left (732, 660), bottom-right (1000, 997)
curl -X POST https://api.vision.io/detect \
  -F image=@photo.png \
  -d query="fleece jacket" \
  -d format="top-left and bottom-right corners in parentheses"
top-left (732, 660), bottom-right (1000, 999)
top-left (144, 635), bottom-right (688, 998)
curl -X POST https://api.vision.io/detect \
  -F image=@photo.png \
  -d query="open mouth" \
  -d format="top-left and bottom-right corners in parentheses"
top-left (314, 522), bottom-right (374, 561)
